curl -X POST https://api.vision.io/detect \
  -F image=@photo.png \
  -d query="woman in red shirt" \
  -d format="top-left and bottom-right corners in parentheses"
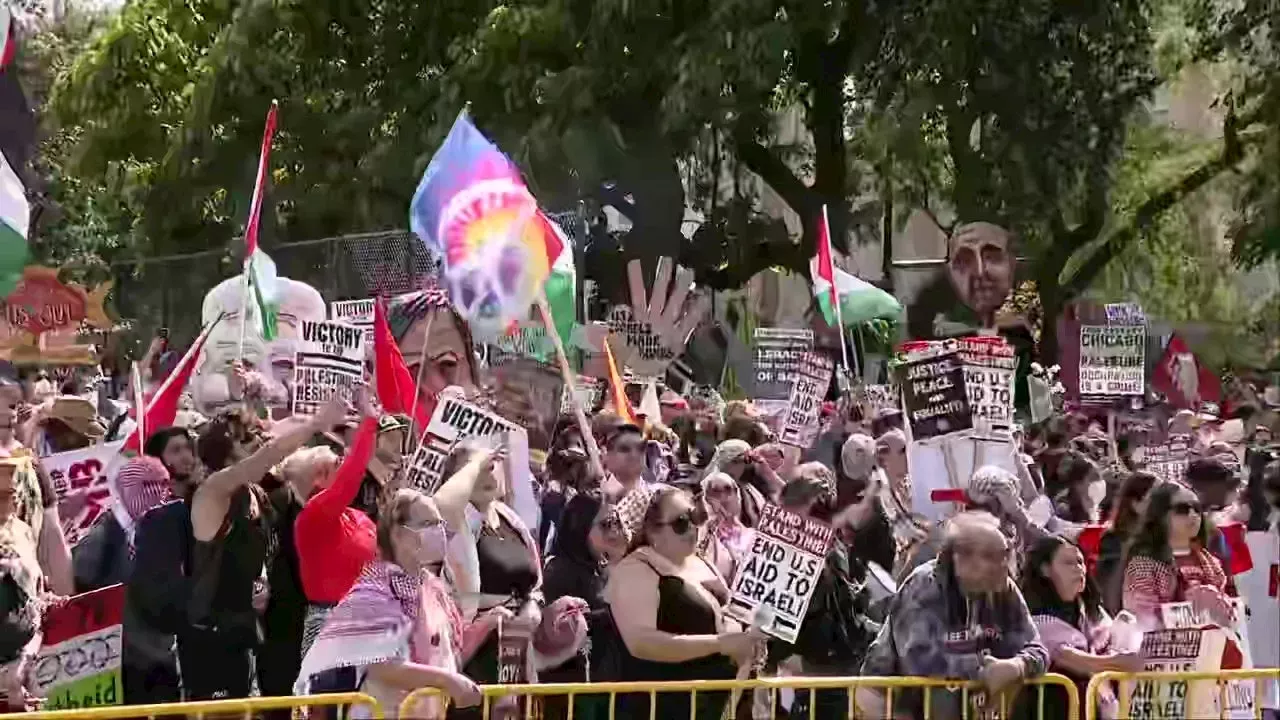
top-left (294, 394), bottom-right (380, 659)
top-left (1121, 481), bottom-right (1233, 628)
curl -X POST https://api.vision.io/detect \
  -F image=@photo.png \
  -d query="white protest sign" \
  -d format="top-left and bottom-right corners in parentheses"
top-left (27, 584), bottom-right (124, 710)
top-left (1237, 530), bottom-right (1279, 710)
top-left (1079, 325), bottom-right (1144, 396)
top-left (1143, 434), bottom-right (1190, 484)
top-left (779, 351), bottom-right (834, 449)
top-left (46, 442), bottom-right (125, 546)
top-left (292, 320), bottom-right (366, 415)
top-left (330, 299), bottom-right (375, 346)
top-left (416, 397), bottom-right (536, 529)
top-left (561, 376), bottom-right (601, 414)
top-left (1157, 599), bottom-right (1254, 719)
top-left (958, 337), bottom-right (1016, 432)
top-left (725, 502), bottom-right (834, 643)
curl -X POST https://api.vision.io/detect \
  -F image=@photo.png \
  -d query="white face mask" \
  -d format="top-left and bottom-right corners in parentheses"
top-left (416, 524), bottom-right (449, 566)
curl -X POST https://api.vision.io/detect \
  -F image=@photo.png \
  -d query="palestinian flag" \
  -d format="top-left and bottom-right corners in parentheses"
top-left (0, 150), bottom-right (29, 295)
top-left (540, 213), bottom-right (576, 346)
top-left (243, 102), bottom-right (280, 340)
top-left (810, 205), bottom-right (901, 327)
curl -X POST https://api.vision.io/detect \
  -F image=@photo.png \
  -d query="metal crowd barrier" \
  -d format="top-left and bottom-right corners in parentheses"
top-left (1086, 668), bottom-right (1280, 720)
top-left (0, 692), bottom-right (383, 720)
top-left (401, 674), bottom-right (1080, 719)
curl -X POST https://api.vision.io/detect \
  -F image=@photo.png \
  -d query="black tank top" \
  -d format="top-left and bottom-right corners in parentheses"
top-left (188, 486), bottom-right (271, 644)
top-left (611, 556), bottom-right (736, 720)
top-left (475, 513), bottom-right (538, 602)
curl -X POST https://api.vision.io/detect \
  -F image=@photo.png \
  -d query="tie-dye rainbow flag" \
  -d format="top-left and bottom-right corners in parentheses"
top-left (409, 112), bottom-right (566, 339)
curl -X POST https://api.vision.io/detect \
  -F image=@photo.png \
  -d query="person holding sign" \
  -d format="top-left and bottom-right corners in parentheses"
top-left (858, 512), bottom-right (1047, 719)
top-left (1019, 535), bottom-right (1144, 720)
top-left (602, 486), bottom-right (757, 720)
top-left (1122, 482), bottom-right (1233, 627)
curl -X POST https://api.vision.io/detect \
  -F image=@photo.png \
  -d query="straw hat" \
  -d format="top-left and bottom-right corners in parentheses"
top-left (43, 396), bottom-right (105, 439)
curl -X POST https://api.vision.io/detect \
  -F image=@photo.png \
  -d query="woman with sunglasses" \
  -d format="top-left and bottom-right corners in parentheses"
top-left (1093, 471), bottom-right (1158, 613)
top-left (603, 486), bottom-right (756, 720)
top-left (1121, 482), bottom-right (1233, 627)
top-left (1019, 535), bottom-right (1142, 720)
top-left (294, 488), bottom-right (484, 719)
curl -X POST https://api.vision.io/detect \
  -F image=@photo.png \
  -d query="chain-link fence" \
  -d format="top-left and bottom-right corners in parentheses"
top-left (109, 209), bottom-right (587, 351)
top-left (109, 229), bottom-right (438, 348)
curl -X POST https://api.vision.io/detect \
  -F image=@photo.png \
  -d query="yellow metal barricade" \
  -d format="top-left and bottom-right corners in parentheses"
top-left (402, 674), bottom-right (1079, 719)
top-left (1086, 668), bottom-right (1280, 720)
top-left (0, 692), bottom-right (384, 720)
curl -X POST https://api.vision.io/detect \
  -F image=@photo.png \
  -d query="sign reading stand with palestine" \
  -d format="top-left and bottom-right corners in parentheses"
top-left (894, 350), bottom-right (972, 441)
top-left (292, 320), bottom-right (366, 415)
top-left (330, 299), bottom-right (375, 346)
top-left (726, 502), bottom-right (834, 643)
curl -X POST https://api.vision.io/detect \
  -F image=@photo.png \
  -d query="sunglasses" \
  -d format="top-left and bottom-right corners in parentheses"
top-left (657, 510), bottom-right (702, 536)
top-left (1171, 502), bottom-right (1203, 516)
top-left (597, 515), bottom-right (625, 535)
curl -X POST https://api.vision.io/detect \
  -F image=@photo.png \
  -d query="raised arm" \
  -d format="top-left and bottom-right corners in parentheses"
top-left (193, 394), bottom-right (347, 541)
top-left (300, 416), bottom-right (377, 522)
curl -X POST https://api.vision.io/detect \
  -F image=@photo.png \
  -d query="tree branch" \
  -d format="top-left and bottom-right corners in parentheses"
top-left (733, 130), bottom-right (812, 219)
top-left (1063, 109), bottom-right (1261, 297)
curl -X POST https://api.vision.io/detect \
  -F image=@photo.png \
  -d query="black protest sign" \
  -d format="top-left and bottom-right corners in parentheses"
top-left (752, 328), bottom-right (814, 400)
top-left (780, 351), bottom-right (834, 449)
top-left (894, 351), bottom-right (972, 440)
top-left (606, 305), bottom-right (676, 370)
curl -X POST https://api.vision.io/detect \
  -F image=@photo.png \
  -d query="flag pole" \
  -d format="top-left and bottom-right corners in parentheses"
top-left (535, 293), bottom-right (605, 479)
top-left (823, 204), bottom-right (853, 376)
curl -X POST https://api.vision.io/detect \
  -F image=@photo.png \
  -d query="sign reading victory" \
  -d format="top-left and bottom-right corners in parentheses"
top-left (292, 320), bottom-right (366, 415)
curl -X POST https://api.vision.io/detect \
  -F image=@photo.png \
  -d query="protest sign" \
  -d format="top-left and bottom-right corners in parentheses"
top-left (485, 358), bottom-right (564, 452)
top-left (497, 628), bottom-right (528, 684)
top-left (862, 384), bottom-right (899, 413)
top-left (726, 502), bottom-right (834, 643)
top-left (894, 350), bottom-right (972, 441)
top-left (561, 376), bottom-right (601, 414)
top-left (1079, 325), bottom-right (1145, 396)
top-left (291, 320), bottom-right (366, 415)
top-left (1142, 434), bottom-right (1190, 484)
top-left (330, 299), bottom-right (375, 346)
top-left (1105, 302), bottom-right (1147, 326)
top-left (26, 584), bottom-right (124, 710)
top-left (46, 442), bottom-right (124, 546)
top-left (487, 320), bottom-right (555, 365)
top-left (1237, 532), bottom-right (1280, 711)
top-left (958, 337), bottom-right (1016, 432)
top-left (779, 351), bottom-right (834, 449)
top-left (752, 329), bottom-right (814, 426)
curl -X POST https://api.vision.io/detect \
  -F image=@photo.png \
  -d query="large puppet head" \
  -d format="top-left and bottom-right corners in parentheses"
top-left (193, 273), bottom-right (325, 411)
top-left (388, 287), bottom-right (480, 411)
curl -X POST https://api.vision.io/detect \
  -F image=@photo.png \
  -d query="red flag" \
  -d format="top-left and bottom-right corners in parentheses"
top-left (122, 315), bottom-right (222, 453)
top-left (244, 101), bottom-right (278, 259)
top-left (1, 9), bottom-right (15, 71)
top-left (373, 299), bottom-right (431, 428)
top-left (1152, 333), bottom-right (1221, 410)
top-left (815, 205), bottom-right (838, 310)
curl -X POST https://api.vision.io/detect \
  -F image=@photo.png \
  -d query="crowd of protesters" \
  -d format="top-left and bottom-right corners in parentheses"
top-left (0, 308), bottom-right (1274, 720)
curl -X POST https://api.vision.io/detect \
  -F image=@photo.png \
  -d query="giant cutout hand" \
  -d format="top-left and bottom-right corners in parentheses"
top-left (605, 257), bottom-right (709, 377)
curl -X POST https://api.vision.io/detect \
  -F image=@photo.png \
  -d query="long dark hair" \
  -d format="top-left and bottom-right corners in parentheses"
top-left (1020, 535), bottom-right (1103, 625)
top-left (1123, 481), bottom-right (1211, 566)
top-left (1108, 471), bottom-right (1159, 532)
top-left (550, 491), bottom-right (605, 565)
